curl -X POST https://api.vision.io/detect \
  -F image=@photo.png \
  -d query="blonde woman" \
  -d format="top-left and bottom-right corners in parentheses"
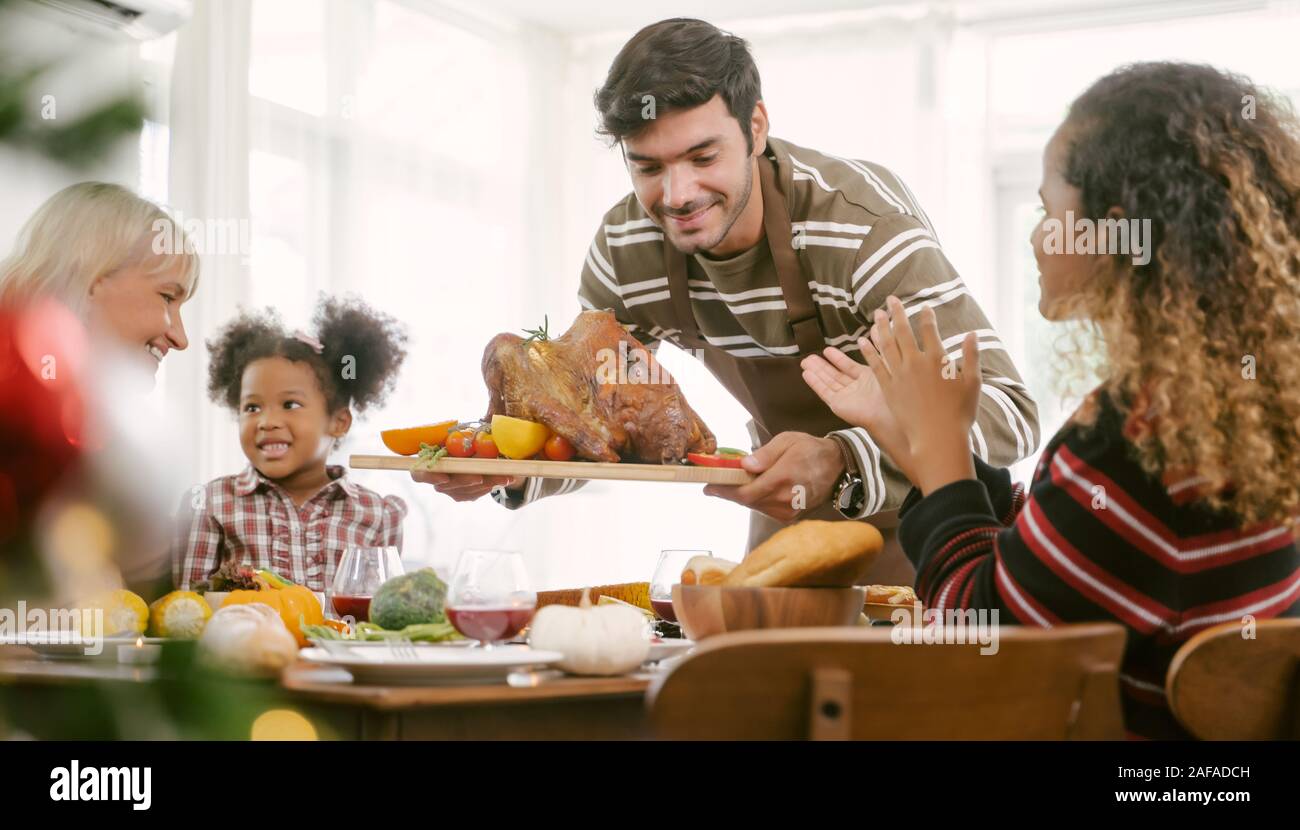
top-left (0, 181), bottom-right (198, 377)
top-left (1, 182), bottom-right (201, 601)
top-left (803, 62), bottom-right (1300, 739)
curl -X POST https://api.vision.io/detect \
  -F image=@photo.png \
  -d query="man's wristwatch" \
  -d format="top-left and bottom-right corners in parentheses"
top-left (828, 434), bottom-right (866, 518)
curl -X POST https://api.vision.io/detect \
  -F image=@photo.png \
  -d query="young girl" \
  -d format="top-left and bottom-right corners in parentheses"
top-left (802, 62), bottom-right (1300, 739)
top-left (175, 296), bottom-right (410, 593)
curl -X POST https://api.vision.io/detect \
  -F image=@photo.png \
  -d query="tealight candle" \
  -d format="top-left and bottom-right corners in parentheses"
top-left (117, 637), bottom-right (161, 665)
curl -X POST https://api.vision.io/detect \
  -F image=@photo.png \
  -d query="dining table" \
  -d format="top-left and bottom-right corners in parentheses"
top-left (0, 644), bottom-right (657, 740)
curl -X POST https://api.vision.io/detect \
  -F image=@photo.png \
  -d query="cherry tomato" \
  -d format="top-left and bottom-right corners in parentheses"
top-left (473, 431), bottom-right (499, 458)
top-left (544, 434), bottom-right (575, 461)
top-left (445, 430), bottom-right (476, 457)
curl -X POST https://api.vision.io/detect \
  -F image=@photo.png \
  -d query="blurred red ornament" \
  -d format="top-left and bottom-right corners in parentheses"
top-left (0, 301), bottom-right (88, 546)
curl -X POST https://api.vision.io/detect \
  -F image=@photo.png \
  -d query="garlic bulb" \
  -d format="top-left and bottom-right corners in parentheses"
top-left (198, 603), bottom-right (298, 677)
top-left (529, 590), bottom-right (651, 676)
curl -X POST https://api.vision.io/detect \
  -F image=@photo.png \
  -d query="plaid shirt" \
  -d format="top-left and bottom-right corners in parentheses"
top-left (174, 464), bottom-right (407, 592)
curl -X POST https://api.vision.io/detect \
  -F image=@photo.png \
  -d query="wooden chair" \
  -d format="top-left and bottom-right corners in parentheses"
top-left (1165, 618), bottom-right (1300, 740)
top-left (647, 624), bottom-right (1127, 740)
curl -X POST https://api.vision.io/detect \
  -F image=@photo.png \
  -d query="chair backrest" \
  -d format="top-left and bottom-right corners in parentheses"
top-left (648, 623), bottom-right (1127, 740)
top-left (1166, 618), bottom-right (1300, 740)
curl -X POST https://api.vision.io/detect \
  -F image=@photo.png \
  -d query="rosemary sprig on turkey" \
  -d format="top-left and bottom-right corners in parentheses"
top-left (521, 315), bottom-right (550, 343)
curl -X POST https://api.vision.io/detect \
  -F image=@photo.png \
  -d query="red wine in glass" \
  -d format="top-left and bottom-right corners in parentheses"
top-left (650, 598), bottom-right (677, 623)
top-left (447, 549), bottom-right (535, 648)
top-left (331, 595), bottom-right (372, 622)
top-left (650, 549), bottom-right (707, 629)
top-left (447, 606), bottom-right (535, 643)
top-left (331, 546), bottom-right (403, 624)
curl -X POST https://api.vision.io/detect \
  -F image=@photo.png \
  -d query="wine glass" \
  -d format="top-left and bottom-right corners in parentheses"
top-left (446, 549), bottom-right (536, 649)
top-left (330, 546), bottom-right (404, 624)
top-left (650, 549), bottom-right (709, 626)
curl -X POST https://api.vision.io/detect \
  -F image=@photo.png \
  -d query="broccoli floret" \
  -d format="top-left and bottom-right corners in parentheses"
top-left (368, 568), bottom-right (447, 630)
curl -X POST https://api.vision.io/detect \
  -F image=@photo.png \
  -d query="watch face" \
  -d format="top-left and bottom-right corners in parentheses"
top-left (837, 477), bottom-right (864, 511)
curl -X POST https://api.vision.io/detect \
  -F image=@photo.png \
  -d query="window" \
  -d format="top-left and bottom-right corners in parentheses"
top-left (986, 6), bottom-right (1300, 475)
top-left (140, 1), bottom-right (1300, 587)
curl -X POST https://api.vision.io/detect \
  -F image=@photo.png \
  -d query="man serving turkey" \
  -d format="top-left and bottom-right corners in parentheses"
top-left (413, 18), bottom-right (1039, 584)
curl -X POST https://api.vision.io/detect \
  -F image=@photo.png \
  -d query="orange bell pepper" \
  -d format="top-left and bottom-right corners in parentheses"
top-left (224, 582), bottom-right (323, 647)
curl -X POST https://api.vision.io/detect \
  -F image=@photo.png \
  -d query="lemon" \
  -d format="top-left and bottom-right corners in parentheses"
top-left (490, 415), bottom-right (550, 459)
top-left (598, 595), bottom-right (655, 621)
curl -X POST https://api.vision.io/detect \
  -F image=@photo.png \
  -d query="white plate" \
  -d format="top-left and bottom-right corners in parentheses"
top-left (0, 633), bottom-right (169, 660)
top-left (299, 645), bottom-right (563, 686)
top-left (647, 639), bottom-right (694, 663)
top-left (309, 637), bottom-right (473, 656)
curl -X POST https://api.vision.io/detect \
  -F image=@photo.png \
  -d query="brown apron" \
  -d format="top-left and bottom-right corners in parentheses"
top-left (662, 154), bottom-right (912, 585)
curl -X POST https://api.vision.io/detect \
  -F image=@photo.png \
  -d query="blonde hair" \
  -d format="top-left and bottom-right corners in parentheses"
top-left (0, 182), bottom-right (200, 315)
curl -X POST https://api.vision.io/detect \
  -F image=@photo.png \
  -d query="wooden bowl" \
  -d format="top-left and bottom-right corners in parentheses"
top-left (672, 584), bottom-right (866, 641)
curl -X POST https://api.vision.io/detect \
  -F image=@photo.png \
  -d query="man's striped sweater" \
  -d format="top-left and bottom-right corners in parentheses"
top-left (898, 392), bottom-right (1300, 739)
top-left (495, 136), bottom-right (1039, 514)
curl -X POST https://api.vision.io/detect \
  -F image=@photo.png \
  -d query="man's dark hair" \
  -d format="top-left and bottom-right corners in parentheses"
top-left (594, 18), bottom-right (762, 153)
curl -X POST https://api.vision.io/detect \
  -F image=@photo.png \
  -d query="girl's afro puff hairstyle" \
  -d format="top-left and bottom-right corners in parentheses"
top-left (207, 294), bottom-right (408, 414)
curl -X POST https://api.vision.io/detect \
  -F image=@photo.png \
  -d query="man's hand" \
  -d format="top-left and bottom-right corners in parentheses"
top-left (410, 470), bottom-right (526, 503)
top-left (702, 432), bottom-right (843, 522)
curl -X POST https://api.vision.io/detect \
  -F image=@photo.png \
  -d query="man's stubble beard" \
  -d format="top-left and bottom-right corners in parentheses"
top-left (668, 158), bottom-right (755, 257)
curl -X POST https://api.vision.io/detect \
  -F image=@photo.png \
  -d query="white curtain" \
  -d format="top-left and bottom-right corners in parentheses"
top-left (163, 0), bottom-right (682, 589)
top-left (164, 0), bottom-right (253, 491)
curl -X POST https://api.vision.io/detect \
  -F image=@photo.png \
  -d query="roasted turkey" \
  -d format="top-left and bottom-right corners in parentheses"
top-left (482, 310), bottom-right (716, 463)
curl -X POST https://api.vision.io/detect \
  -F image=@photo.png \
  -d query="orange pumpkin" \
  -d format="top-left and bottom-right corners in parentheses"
top-left (223, 583), bottom-right (323, 647)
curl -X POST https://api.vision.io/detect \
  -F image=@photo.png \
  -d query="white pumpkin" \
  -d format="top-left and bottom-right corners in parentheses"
top-left (529, 590), bottom-right (651, 675)
top-left (198, 602), bottom-right (298, 677)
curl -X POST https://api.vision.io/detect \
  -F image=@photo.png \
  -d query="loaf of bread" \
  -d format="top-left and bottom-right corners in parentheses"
top-left (722, 520), bottom-right (884, 588)
top-left (680, 555), bottom-right (738, 586)
top-left (864, 584), bottom-right (918, 605)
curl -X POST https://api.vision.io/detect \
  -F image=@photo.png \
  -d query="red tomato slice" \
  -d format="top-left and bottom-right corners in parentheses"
top-left (687, 451), bottom-right (745, 469)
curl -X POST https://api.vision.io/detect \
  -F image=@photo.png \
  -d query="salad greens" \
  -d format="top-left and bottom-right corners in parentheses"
top-left (301, 620), bottom-right (461, 643)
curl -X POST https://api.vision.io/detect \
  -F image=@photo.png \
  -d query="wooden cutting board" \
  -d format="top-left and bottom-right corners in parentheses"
top-left (349, 454), bottom-right (754, 485)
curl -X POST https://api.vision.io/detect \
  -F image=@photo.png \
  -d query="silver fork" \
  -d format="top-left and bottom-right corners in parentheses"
top-left (388, 637), bottom-right (418, 662)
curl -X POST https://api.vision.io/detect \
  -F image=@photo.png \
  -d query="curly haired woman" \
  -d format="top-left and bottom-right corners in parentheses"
top-left (802, 62), bottom-right (1300, 739)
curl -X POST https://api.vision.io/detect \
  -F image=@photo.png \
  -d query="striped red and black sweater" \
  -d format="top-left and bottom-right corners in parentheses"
top-left (898, 392), bottom-right (1300, 739)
